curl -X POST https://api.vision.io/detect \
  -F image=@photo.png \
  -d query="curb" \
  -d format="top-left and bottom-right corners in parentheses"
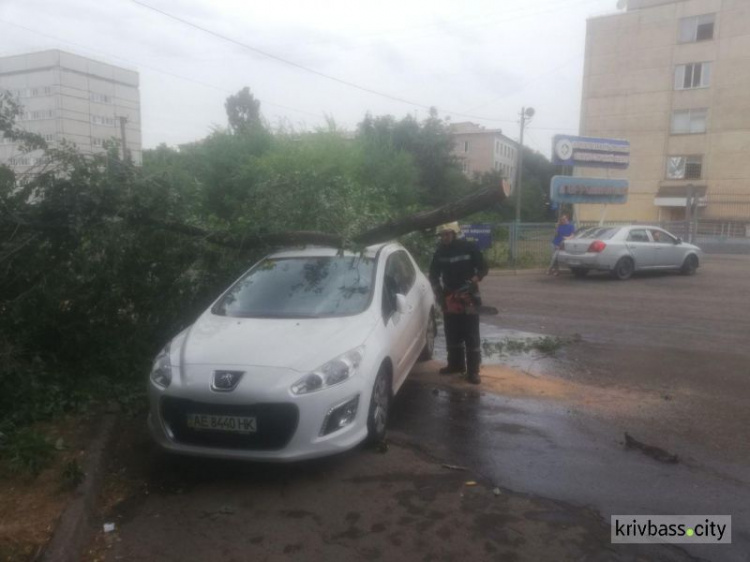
top-left (40, 414), bottom-right (119, 562)
top-left (487, 268), bottom-right (546, 277)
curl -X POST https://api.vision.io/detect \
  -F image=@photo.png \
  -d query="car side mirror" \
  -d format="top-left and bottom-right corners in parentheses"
top-left (676, 238), bottom-right (683, 245)
top-left (395, 294), bottom-right (408, 315)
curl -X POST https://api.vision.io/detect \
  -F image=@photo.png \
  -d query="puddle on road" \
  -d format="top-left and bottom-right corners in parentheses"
top-left (426, 321), bottom-right (658, 416)
top-left (434, 322), bottom-right (569, 375)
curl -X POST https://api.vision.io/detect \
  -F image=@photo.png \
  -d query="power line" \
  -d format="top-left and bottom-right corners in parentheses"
top-left (126, 0), bottom-right (528, 123)
top-left (129, 0), bottom-right (437, 111)
top-left (0, 19), bottom-right (321, 120)
top-left (2, 9), bottom-right (585, 132)
top-left (462, 53), bottom-right (585, 114)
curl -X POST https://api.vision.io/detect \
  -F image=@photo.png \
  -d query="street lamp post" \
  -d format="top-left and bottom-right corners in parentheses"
top-left (514, 107), bottom-right (535, 225)
top-left (512, 107), bottom-right (534, 264)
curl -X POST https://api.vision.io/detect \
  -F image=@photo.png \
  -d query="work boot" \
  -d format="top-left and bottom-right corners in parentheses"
top-left (441, 346), bottom-right (465, 375)
top-left (466, 349), bottom-right (482, 384)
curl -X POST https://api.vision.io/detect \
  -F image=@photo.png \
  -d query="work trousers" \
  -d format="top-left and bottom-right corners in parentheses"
top-left (444, 313), bottom-right (481, 375)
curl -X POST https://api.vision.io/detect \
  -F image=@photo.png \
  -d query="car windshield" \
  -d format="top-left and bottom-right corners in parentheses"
top-left (212, 256), bottom-right (376, 318)
top-left (575, 227), bottom-right (620, 240)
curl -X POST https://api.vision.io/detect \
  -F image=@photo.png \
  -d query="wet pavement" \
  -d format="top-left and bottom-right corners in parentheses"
top-left (85, 255), bottom-right (750, 561)
top-left (391, 374), bottom-right (749, 561)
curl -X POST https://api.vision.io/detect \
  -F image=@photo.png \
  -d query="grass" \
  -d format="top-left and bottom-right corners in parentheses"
top-left (60, 459), bottom-right (85, 490)
top-left (481, 335), bottom-right (578, 358)
top-left (0, 427), bottom-right (55, 477)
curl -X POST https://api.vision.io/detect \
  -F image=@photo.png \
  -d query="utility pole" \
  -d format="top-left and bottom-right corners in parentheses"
top-left (118, 116), bottom-right (129, 161)
top-left (511, 107), bottom-right (534, 265)
top-left (685, 183), bottom-right (695, 243)
top-left (514, 107), bottom-right (535, 225)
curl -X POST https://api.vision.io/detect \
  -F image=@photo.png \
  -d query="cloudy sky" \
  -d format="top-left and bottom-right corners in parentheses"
top-left (0, 0), bottom-right (621, 155)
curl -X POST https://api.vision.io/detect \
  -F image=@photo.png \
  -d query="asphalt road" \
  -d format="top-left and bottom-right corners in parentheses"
top-left (85, 255), bottom-right (750, 562)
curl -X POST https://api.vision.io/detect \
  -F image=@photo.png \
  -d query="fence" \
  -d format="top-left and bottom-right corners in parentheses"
top-left (479, 223), bottom-right (557, 269)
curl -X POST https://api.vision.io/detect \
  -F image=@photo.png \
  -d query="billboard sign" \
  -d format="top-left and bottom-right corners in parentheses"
top-left (550, 176), bottom-right (629, 205)
top-left (461, 224), bottom-right (493, 250)
top-left (552, 135), bottom-right (630, 169)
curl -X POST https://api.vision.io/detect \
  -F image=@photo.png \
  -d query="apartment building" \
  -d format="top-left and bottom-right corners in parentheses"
top-left (0, 50), bottom-right (141, 173)
top-left (577, 0), bottom-right (750, 222)
top-left (450, 122), bottom-right (518, 182)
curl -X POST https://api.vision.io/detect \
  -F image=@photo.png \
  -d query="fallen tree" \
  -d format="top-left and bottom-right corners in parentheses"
top-left (2, 180), bottom-right (507, 253)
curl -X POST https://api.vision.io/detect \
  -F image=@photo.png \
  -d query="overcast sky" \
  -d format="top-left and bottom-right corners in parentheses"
top-left (0, 0), bottom-right (621, 156)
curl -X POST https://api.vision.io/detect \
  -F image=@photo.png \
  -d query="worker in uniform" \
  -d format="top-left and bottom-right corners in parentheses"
top-left (429, 222), bottom-right (488, 385)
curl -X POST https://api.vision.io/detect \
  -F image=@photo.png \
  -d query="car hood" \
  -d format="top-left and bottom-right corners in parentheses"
top-left (178, 311), bottom-right (378, 372)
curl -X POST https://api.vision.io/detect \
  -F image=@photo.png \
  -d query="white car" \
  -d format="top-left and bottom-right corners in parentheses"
top-left (147, 243), bottom-right (436, 461)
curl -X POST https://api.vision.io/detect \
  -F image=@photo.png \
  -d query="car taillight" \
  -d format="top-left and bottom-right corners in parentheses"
top-left (587, 240), bottom-right (607, 253)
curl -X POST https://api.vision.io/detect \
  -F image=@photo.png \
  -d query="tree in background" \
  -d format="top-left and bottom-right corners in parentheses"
top-left (469, 146), bottom-right (555, 223)
top-left (358, 108), bottom-right (470, 207)
top-left (225, 86), bottom-right (263, 134)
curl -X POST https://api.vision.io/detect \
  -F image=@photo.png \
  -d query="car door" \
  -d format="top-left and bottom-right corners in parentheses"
top-left (625, 228), bottom-right (655, 269)
top-left (649, 229), bottom-right (683, 267)
top-left (393, 251), bottom-right (425, 369)
top-left (381, 251), bottom-right (422, 387)
top-left (381, 251), bottom-right (418, 386)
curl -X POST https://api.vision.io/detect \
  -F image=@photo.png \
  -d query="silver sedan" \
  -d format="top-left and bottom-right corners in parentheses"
top-left (557, 226), bottom-right (702, 280)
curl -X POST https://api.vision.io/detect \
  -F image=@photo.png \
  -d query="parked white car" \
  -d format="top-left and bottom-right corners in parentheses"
top-left (558, 225), bottom-right (702, 280)
top-left (147, 243), bottom-right (436, 461)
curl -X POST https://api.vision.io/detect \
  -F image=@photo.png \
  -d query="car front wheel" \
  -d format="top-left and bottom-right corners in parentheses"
top-left (612, 257), bottom-right (634, 281)
top-left (680, 254), bottom-right (698, 276)
top-left (366, 366), bottom-right (391, 444)
top-left (418, 309), bottom-right (436, 361)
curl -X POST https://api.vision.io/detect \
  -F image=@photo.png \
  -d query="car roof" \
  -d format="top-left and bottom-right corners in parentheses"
top-left (268, 242), bottom-right (394, 260)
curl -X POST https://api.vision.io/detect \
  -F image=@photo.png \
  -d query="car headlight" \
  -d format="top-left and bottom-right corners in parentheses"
top-left (149, 343), bottom-right (172, 389)
top-left (291, 346), bottom-right (365, 395)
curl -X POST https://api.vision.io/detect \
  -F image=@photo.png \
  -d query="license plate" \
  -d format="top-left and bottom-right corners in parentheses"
top-left (186, 413), bottom-right (257, 434)
top-left (567, 260), bottom-right (581, 266)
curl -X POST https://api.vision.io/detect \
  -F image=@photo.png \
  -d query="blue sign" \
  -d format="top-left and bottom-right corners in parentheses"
top-left (552, 135), bottom-right (630, 169)
top-left (550, 176), bottom-right (629, 205)
top-left (461, 224), bottom-right (493, 250)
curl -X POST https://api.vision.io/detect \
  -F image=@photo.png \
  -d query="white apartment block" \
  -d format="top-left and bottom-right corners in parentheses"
top-left (450, 122), bottom-right (518, 183)
top-left (578, 0), bottom-right (750, 222)
top-left (0, 50), bottom-right (142, 174)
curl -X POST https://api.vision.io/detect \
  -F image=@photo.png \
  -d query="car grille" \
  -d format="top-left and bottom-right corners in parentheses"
top-left (160, 397), bottom-right (299, 450)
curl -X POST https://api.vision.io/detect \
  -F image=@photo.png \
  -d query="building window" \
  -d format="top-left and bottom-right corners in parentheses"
top-left (679, 14), bottom-right (715, 43)
top-left (90, 92), bottom-right (113, 104)
top-left (9, 156), bottom-right (38, 166)
top-left (462, 160), bottom-right (469, 173)
top-left (20, 109), bottom-right (56, 121)
top-left (91, 115), bottom-right (116, 127)
top-left (671, 108), bottom-right (708, 134)
top-left (667, 155), bottom-right (703, 180)
top-left (463, 141), bottom-right (469, 153)
top-left (674, 62), bottom-right (712, 90)
top-left (43, 133), bottom-right (56, 143)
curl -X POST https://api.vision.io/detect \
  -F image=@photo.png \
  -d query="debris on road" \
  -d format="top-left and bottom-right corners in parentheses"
top-left (493, 488), bottom-right (502, 496)
top-left (624, 433), bottom-right (679, 464)
top-left (464, 481), bottom-right (478, 487)
top-left (441, 464), bottom-right (468, 471)
top-left (103, 523), bottom-right (115, 533)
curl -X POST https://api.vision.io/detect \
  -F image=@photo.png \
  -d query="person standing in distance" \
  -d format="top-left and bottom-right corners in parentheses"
top-left (429, 222), bottom-right (488, 385)
top-left (547, 214), bottom-right (576, 276)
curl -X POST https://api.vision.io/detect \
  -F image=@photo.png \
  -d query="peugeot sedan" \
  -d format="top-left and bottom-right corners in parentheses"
top-left (147, 243), bottom-right (436, 461)
top-left (558, 225), bottom-right (702, 280)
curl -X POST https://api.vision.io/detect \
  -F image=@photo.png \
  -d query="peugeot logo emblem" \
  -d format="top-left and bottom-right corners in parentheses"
top-left (211, 370), bottom-right (245, 392)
